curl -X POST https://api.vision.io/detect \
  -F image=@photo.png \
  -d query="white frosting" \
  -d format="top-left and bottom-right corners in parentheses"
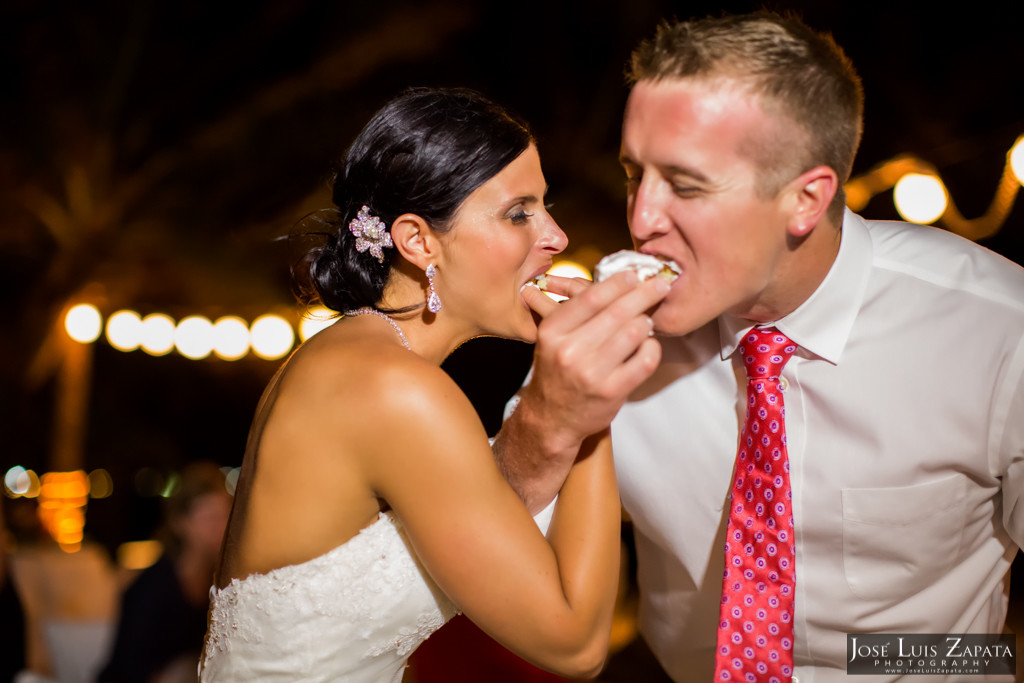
top-left (593, 250), bottom-right (681, 283)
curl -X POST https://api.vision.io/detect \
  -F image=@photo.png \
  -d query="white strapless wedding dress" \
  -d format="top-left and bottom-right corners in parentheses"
top-left (199, 511), bottom-right (459, 682)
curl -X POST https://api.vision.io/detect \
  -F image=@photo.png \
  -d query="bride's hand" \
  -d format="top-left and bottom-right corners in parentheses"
top-left (523, 268), bottom-right (668, 435)
top-left (497, 271), bottom-right (668, 511)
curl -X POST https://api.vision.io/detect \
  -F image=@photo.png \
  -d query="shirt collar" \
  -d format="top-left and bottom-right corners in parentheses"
top-left (718, 209), bottom-right (873, 365)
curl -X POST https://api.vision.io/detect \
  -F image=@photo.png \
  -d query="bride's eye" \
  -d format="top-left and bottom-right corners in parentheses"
top-left (509, 210), bottom-right (534, 225)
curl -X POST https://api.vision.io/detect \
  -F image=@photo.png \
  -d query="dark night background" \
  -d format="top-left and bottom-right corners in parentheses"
top-left (2, 0), bottom-right (1023, 553)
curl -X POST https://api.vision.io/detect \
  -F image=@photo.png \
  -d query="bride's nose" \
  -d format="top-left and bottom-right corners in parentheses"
top-left (538, 215), bottom-right (568, 254)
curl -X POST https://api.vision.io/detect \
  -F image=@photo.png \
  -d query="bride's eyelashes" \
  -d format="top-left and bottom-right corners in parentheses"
top-left (510, 210), bottom-right (534, 225)
top-left (508, 201), bottom-right (555, 225)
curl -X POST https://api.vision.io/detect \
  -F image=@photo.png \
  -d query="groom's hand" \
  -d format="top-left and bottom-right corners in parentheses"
top-left (496, 272), bottom-right (669, 513)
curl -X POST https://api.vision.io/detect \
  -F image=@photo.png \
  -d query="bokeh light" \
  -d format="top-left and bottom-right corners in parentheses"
top-left (117, 540), bottom-right (163, 571)
top-left (4, 466), bottom-right (34, 497)
top-left (38, 470), bottom-right (89, 552)
top-left (106, 310), bottom-right (143, 351)
top-left (1010, 136), bottom-right (1024, 186)
top-left (64, 303), bottom-right (102, 343)
top-left (299, 305), bottom-right (338, 341)
top-left (893, 173), bottom-right (948, 224)
top-left (135, 467), bottom-right (167, 497)
top-left (549, 259), bottom-right (592, 281)
top-left (539, 259), bottom-right (593, 302)
top-left (88, 469), bottom-right (114, 499)
top-left (222, 466), bottom-right (242, 495)
top-left (161, 471), bottom-right (181, 498)
top-left (212, 316), bottom-right (251, 360)
top-left (174, 315), bottom-right (214, 359)
top-left (250, 314), bottom-right (295, 360)
top-left (140, 313), bottom-right (176, 356)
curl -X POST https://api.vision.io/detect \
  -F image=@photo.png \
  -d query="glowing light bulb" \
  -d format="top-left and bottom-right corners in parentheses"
top-left (212, 316), bottom-right (251, 360)
top-left (299, 306), bottom-right (337, 341)
top-left (4, 466), bottom-right (31, 497)
top-left (140, 313), bottom-right (176, 356)
top-left (64, 304), bottom-right (102, 343)
top-left (893, 173), bottom-right (947, 225)
top-left (537, 260), bottom-right (594, 302)
top-left (250, 314), bottom-right (295, 360)
top-left (549, 259), bottom-right (592, 281)
top-left (1010, 136), bottom-right (1024, 187)
top-left (106, 310), bottom-right (142, 351)
top-left (88, 469), bottom-right (114, 498)
top-left (174, 315), bottom-right (214, 359)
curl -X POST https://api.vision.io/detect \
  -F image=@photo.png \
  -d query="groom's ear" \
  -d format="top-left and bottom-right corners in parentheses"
top-left (391, 213), bottom-right (441, 270)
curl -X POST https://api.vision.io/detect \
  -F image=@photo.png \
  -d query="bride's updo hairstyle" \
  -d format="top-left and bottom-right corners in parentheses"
top-left (303, 87), bottom-right (533, 314)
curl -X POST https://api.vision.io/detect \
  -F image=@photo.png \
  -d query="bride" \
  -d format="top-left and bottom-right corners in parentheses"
top-left (200, 87), bottom-right (666, 682)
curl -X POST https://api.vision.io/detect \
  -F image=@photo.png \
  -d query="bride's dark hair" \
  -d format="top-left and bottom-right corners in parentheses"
top-left (300, 87), bottom-right (534, 314)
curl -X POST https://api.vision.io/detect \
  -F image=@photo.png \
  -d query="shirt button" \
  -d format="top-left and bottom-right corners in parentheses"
top-left (779, 377), bottom-right (789, 391)
top-left (792, 677), bottom-right (800, 683)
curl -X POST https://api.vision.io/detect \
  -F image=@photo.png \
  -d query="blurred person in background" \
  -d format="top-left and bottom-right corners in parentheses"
top-left (97, 461), bottom-right (231, 683)
top-left (1, 501), bottom-right (28, 681)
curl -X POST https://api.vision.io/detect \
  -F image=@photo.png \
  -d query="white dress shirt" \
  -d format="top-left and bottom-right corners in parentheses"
top-left (611, 210), bottom-right (1024, 682)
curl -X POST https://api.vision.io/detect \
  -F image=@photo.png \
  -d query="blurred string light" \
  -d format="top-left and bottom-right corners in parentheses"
top-left (541, 259), bottom-right (593, 302)
top-left (893, 173), bottom-right (948, 225)
top-left (174, 315), bottom-right (214, 360)
top-left (106, 310), bottom-right (142, 351)
top-left (299, 305), bottom-right (337, 341)
top-left (212, 316), bottom-right (251, 360)
top-left (38, 470), bottom-right (89, 553)
top-left (64, 303), bottom-right (102, 343)
top-left (845, 134), bottom-right (1024, 237)
top-left (250, 314), bottom-right (295, 360)
top-left (549, 260), bottom-right (592, 280)
top-left (1011, 136), bottom-right (1024, 181)
top-left (60, 129), bottom-right (1023, 363)
top-left (140, 313), bottom-right (176, 356)
top-left (72, 307), bottom-right (310, 360)
top-left (4, 464), bottom-right (233, 556)
top-left (5, 467), bottom-right (115, 553)
top-left (4, 466), bottom-right (40, 498)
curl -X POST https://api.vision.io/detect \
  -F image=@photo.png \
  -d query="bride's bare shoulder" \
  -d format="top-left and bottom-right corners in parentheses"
top-left (274, 323), bottom-right (466, 427)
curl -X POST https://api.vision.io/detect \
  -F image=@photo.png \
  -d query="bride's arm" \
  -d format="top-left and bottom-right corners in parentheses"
top-left (365, 362), bottom-right (620, 678)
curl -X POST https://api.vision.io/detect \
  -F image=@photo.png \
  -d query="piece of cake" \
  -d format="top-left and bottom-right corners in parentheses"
top-left (527, 274), bottom-right (550, 290)
top-left (593, 250), bottom-right (681, 283)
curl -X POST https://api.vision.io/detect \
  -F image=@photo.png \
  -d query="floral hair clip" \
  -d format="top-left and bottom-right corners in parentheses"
top-left (348, 205), bottom-right (393, 264)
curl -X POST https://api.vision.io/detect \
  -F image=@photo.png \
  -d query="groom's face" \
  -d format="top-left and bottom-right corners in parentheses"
top-left (619, 77), bottom-right (796, 335)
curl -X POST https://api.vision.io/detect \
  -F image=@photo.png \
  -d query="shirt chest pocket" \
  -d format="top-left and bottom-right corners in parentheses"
top-left (841, 475), bottom-right (967, 601)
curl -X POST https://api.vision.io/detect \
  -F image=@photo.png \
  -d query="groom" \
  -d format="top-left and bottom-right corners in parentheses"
top-left (496, 10), bottom-right (1024, 682)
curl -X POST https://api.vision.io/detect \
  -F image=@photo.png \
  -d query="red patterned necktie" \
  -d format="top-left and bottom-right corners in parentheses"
top-left (715, 327), bottom-right (798, 683)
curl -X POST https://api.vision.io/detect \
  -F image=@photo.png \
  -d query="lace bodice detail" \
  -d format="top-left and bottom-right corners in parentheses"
top-left (200, 511), bottom-right (459, 682)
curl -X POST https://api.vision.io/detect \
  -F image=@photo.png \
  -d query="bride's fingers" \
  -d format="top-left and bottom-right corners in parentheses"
top-left (539, 275), bottom-right (593, 300)
top-left (540, 272), bottom-right (667, 340)
top-left (566, 276), bottom-right (668, 347)
top-left (521, 284), bottom-right (562, 318)
top-left (605, 336), bottom-right (663, 395)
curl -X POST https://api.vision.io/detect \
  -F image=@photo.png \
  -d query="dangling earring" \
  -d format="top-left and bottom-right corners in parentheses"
top-left (426, 264), bottom-right (442, 313)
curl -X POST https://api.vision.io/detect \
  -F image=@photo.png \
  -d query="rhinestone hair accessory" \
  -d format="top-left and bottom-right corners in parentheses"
top-left (348, 205), bottom-right (393, 264)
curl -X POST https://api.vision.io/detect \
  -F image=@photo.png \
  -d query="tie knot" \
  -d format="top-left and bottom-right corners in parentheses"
top-left (739, 327), bottom-right (797, 380)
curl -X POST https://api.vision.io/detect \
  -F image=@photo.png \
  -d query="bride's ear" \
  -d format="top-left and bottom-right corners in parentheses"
top-left (391, 213), bottom-right (441, 270)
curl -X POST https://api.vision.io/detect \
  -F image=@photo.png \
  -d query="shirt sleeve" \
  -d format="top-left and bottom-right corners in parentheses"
top-left (492, 364), bottom-right (557, 535)
top-left (998, 339), bottom-right (1024, 547)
